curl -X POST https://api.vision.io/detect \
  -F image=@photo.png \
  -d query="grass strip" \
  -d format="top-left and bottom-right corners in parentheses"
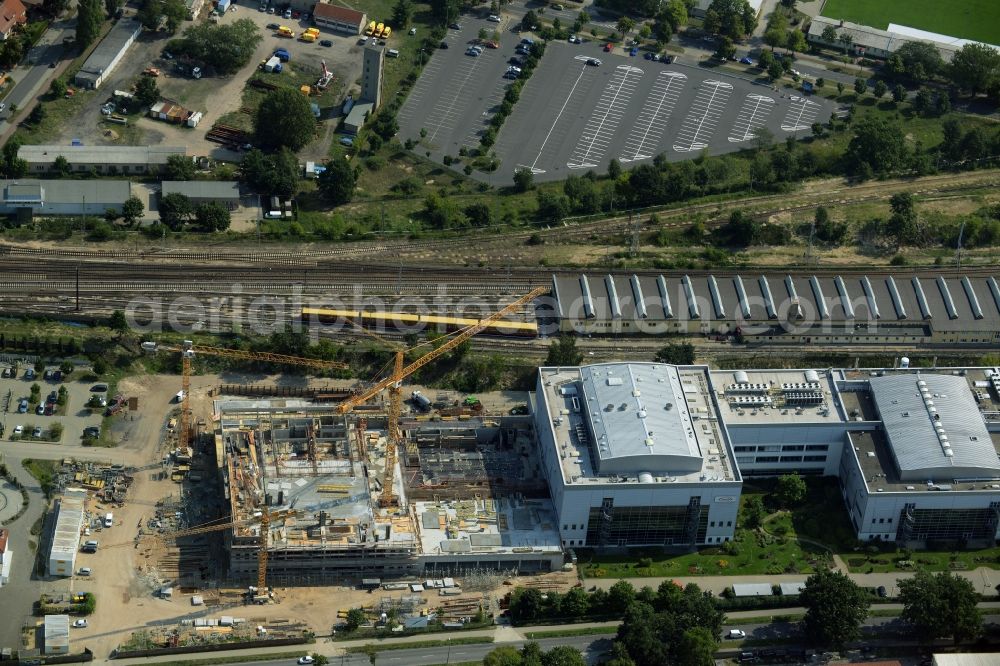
top-left (148, 651), bottom-right (307, 666)
top-left (344, 636), bottom-right (493, 654)
top-left (524, 627), bottom-right (617, 639)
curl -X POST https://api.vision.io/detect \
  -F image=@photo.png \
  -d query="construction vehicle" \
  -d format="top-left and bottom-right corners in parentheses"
top-left (365, 20), bottom-right (376, 35)
top-left (382, 26), bottom-right (391, 39)
top-left (334, 287), bottom-right (546, 508)
top-left (300, 31), bottom-right (316, 42)
top-left (374, 22), bottom-right (384, 37)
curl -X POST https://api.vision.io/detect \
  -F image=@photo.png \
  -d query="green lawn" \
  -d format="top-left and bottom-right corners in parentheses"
top-left (822, 0), bottom-right (1000, 45)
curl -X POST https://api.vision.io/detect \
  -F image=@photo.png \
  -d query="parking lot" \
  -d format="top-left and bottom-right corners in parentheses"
top-left (407, 34), bottom-right (834, 185)
top-left (398, 14), bottom-right (520, 157)
top-left (0, 365), bottom-right (106, 445)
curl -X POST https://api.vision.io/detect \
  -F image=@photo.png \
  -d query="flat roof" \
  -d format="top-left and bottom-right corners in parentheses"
top-left (18, 145), bottom-right (186, 165)
top-left (551, 272), bottom-right (1000, 333)
top-left (414, 498), bottom-right (562, 556)
top-left (313, 2), bottom-right (365, 23)
top-left (2, 179), bottom-right (131, 204)
top-left (870, 374), bottom-right (1000, 481)
top-left (50, 489), bottom-right (86, 556)
top-left (76, 18), bottom-right (141, 78)
top-left (711, 368), bottom-right (844, 425)
top-left (538, 365), bottom-right (738, 486)
top-left (161, 181), bottom-right (240, 200)
top-left (733, 583), bottom-right (773, 597)
top-left (44, 615), bottom-right (70, 649)
top-left (580, 363), bottom-right (702, 474)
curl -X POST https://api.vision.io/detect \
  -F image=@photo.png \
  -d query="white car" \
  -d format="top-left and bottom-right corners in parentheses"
top-left (726, 629), bottom-right (746, 639)
top-left (72, 619), bottom-right (88, 628)
top-left (297, 657), bottom-right (314, 665)
top-left (568, 35), bottom-right (581, 44)
top-left (487, 14), bottom-right (501, 22)
top-left (12, 425), bottom-right (22, 435)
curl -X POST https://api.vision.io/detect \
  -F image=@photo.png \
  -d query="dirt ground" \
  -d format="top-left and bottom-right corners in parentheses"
top-left (52, 5), bottom-right (363, 162)
top-left (59, 371), bottom-right (553, 658)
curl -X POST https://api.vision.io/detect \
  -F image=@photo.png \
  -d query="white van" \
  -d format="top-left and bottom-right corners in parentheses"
top-left (387, 48), bottom-right (399, 57)
top-left (104, 512), bottom-right (113, 528)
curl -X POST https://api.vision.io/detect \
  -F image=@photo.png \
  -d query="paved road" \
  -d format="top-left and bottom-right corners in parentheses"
top-left (0, 12), bottom-right (77, 140)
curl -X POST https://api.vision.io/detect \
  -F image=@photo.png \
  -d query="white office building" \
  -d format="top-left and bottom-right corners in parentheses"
top-left (532, 363), bottom-right (1000, 550)
top-left (533, 363), bottom-right (742, 549)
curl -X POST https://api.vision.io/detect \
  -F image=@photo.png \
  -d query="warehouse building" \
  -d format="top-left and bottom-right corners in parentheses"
top-left (47, 489), bottom-right (86, 577)
top-left (532, 362), bottom-right (1000, 550)
top-left (0, 528), bottom-right (11, 586)
top-left (0, 179), bottom-right (132, 217)
top-left (533, 363), bottom-right (742, 548)
top-left (312, 2), bottom-right (366, 34)
top-left (19, 145), bottom-right (186, 175)
top-left (43, 615), bottom-right (70, 655)
top-left (806, 16), bottom-right (1000, 62)
top-left (74, 18), bottom-right (142, 89)
top-left (549, 272), bottom-right (1000, 346)
top-left (161, 181), bottom-right (240, 210)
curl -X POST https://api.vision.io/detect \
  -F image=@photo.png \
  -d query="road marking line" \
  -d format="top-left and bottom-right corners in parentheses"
top-left (621, 71), bottom-right (686, 162)
top-left (517, 62), bottom-right (590, 174)
top-left (728, 93), bottom-right (775, 142)
top-left (568, 65), bottom-right (643, 169)
top-left (673, 80), bottom-right (732, 152)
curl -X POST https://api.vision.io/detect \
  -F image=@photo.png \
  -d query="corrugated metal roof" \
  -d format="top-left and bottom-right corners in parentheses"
top-left (551, 273), bottom-right (1000, 332)
top-left (1, 179), bottom-right (131, 205)
top-left (18, 145), bottom-right (186, 165)
top-left (44, 614), bottom-right (70, 651)
top-left (732, 583), bottom-right (772, 597)
top-left (50, 489), bottom-right (86, 557)
top-left (161, 181), bottom-right (240, 200)
top-left (869, 374), bottom-right (1000, 481)
top-left (579, 363), bottom-right (703, 475)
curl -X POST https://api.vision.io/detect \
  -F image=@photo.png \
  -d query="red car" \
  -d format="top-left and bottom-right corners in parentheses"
top-left (44, 403), bottom-right (54, 416)
top-left (603, 42), bottom-right (613, 52)
top-left (485, 40), bottom-right (499, 49)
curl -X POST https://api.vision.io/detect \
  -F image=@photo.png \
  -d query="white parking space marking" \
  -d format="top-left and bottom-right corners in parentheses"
top-left (461, 83), bottom-right (507, 148)
top-left (567, 64), bottom-right (642, 170)
top-left (781, 95), bottom-right (821, 132)
top-left (620, 71), bottom-right (686, 162)
top-left (727, 93), bottom-right (776, 143)
top-left (423, 51), bottom-right (494, 142)
top-left (398, 58), bottom-right (445, 120)
top-left (673, 80), bottom-right (732, 153)
top-left (516, 61), bottom-right (591, 174)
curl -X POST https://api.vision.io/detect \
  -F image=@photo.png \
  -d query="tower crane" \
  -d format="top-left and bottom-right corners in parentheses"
top-left (335, 287), bottom-right (547, 508)
top-left (107, 508), bottom-right (299, 593)
top-left (148, 342), bottom-right (349, 457)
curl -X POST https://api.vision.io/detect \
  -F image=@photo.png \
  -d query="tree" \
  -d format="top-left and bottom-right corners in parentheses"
top-left (654, 342), bottom-right (695, 364)
top-left (255, 88), bottom-right (316, 151)
top-left (799, 570), bottom-right (870, 650)
top-left (521, 9), bottom-right (538, 32)
top-left (133, 76), bottom-right (160, 108)
top-left (763, 23), bottom-right (786, 51)
top-left (786, 29), bottom-right (807, 54)
top-left (509, 587), bottom-right (544, 625)
top-left (107, 310), bottom-right (129, 333)
top-left (42, 0), bottom-right (70, 16)
top-left (872, 79), bottom-right (887, 99)
top-left (344, 607), bottom-right (366, 631)
top-left (560, 586), bottom-right (590, 618)
top-left (121, 196), bottom-right (144, 225)
top-left (715, 36), bottom-right (736, 61)
top-left (893, 41), bottom-right (944, 81)
top-left (653, 0), bottom-right (686, 40)
top-left (886, 191), bottom-right (918, 248)
top-left (853, 77), bottom-right (867, 96)
top-left (391, 0), bottom-right (413, 28)
top-left (52, 155), bottom-right (71, 178)
top-left (891, 83), bottom-right (906, 103)
top-left (766, 59), bottom-right (784, 82)
top-left (950, 42), bottom-right (1000, 95)
top-left (159, 192), bottom-right (192, 230)
top-left (483, 646), bottom-right (523, 666)
top-left (541, 646), bottom-right (585, 666)
top-left (607, 158), bottom-right (622, 179)
top-left (546, 336), bottom-right (582, 366)
top-left (675, 627), bottom-right (717, 666)
top-left (608, 581), bottom-right (636, 614)
top-left (774, 473), bottom-right (806, 507)
top-left (703, 0), bottom-right (757, 40)
top-left (820, 24), bottom-right (837, 43)
top-left (50, 78), bottom-right (67, 97)
top-left (75, 0), bottom-right (103, 48)
top-left (845, 116), bottom-right (907, 176)
top-left (163, 154), bottom-right (195, 181)
top-left (177, 19), bottom-right (262, 75)
top-left (513, 167), bottom-right (534, 192)
top-left (317, 157), bottom-right (356, 205)
top-left (616, 16), bottom-right (635, 38)
top-left (837, 31), bottom-right (853, 55)
top-left (536, 190), bottom-right (570, 224)
top-left (898, 571), bottom-right (982, 644)
top-left (194, 202), bottom-right (231, 232)
top-left (741, 494), bottom-right (766, 528)
top-left (240, 147), bottom-right (299, 197)
top-left (837, 81), bottom-right (845, 95)
top-left (138, 0), bottom-right (163, 30)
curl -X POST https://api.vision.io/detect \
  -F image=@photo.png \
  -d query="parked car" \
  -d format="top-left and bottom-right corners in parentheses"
top-left (629, 46), bottom-right (639, 56)
top-left (36, 403), bottom-right (44, 415)
top-left (47, 391), bottom-right (57, 403)
top-left (24, 368), bottom-right (35, 380)
top-left (298, 657), bottom-right (314, 665)
top-left (282, 8), bottom-right (291, 18)
top-left (44, 403), bottom-right (54, 416)
top-left (739, 56), bottom-right (754, 65)
top-left (266, 22), bottom-right (278, 28)
top-left (877, 585), bottom-right (888, 597)
top-left (72, 620), bottom-right (88, 628)
top-left (77, 567), bottom-right (92, 576)
top-left (320, 39), bottom-right (332, 47)
top-left (487, 14), bottom-right (501, 22)
top-left (439, 41), bottom-right (449, 49)
top-left (449, 22), bottom-right (460, 29)
top-left (586, 58), bottom-right (601, 66)
top-left (662, 54), bottom-right (675, 64)
top-left (32, 426), bottom-right (42, 437)
top-left (1, 367), bottom-right (11, 378)
top-left (726, 629), bottom-right (747, 639)
top-left (17, 399), bottom-right (27, 413)
top-left (603, 42), bottom-right (613, 52)
top-left (13, 425), bottom-right (23, 435)
top-left (91, 384), bottom-right (107, 392)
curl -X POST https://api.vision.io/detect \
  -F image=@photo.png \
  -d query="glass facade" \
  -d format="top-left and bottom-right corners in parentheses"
top-left (585, 504), bottom-right (709, 546)
top-left (897, 506), bottom-right (1000, 543)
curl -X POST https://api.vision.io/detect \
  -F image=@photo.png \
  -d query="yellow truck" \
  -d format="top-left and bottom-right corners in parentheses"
top-left (300, 31), bottom-right (316, 41)
top-left (365, 20), bottom-right (376, 35)
top-left (375, 22), bottom-right (384, 37)
top-left (277, 26), bottom-right (293, 37)
top-left (382, 26), bottom-right (391, 38)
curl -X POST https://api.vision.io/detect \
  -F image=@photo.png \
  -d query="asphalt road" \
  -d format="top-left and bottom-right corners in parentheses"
top-left (0, 13), bottom-right (77, 136)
